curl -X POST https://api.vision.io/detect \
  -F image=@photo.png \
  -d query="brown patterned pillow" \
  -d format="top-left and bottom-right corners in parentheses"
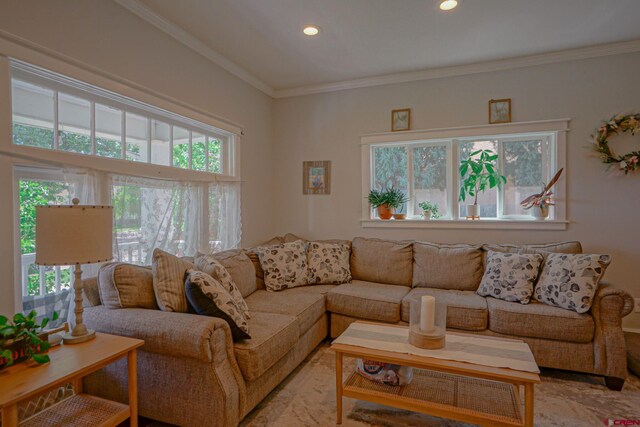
top-left (194, 254), bottom-right (250, 318)
top-left (534, 253), bottom-right (611, 313)
top-left (477, 251), bottom-right (543, 304)
top-left (307, 242), bottom-right (351, 284)
top-left (185, 270), bottom-right (250, 340)
top-left (255, 241), bottom-right (309, 291)
top-left (152, 248), bottom-right (194, 312)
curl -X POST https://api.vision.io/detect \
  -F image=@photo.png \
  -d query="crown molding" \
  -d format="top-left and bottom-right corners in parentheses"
top-left (114, 0), bottom-right (275, 98)
top-left (273, 39), bottom-right (640, 98)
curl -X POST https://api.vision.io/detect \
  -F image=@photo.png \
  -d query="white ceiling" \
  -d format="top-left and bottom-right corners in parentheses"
top-left (128, 0), bottom-right (640, 96)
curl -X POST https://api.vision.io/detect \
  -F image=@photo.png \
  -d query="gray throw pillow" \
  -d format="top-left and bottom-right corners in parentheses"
top-left (477, 251), bottom-right (543, 304)
top-left (534, 253), bottom-right (611, 313)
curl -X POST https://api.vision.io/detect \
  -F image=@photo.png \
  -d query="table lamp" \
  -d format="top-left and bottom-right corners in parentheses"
top-left (36, 198), bottom-right (113, 344)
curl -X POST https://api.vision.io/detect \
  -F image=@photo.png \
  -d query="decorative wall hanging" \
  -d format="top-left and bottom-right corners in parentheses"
top-left (303, 161), bottom-right (331, 195)
top-left (592, 113), bottom-right (639, 175)
top-left (488, 99), bottom-right (511, 124)
top-left (391, 109), bottom-right (411, 132)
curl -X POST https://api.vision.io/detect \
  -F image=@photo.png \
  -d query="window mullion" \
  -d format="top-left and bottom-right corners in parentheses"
top-left (120, 111), bottom-right (126, 159)
top-left (205, 136), bottom-right (210, 172)
top-left (147, 118), bottom-right (152, 163)
top-left (188, 131), bottom-right (193, 170)
top-left (497, 139), bottom-right (505, 219)
top-left (406, 145), bottom-right (414, 216)
top-left (53, 90), bottom-right (59, 150)
top-left (90, 101), bottom-right (96, 155)
top-left (451, 139), bottom-right (459, 220)
top-left (169, 125), bottom-right (174, 166)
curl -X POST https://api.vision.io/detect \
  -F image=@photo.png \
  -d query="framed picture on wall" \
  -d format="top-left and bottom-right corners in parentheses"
top-left (488, 98), bottom-right (512, 124)
top-left (391, 108), bottom-right (411, 131)
top-left (303, 161), bottom-right (331, 195)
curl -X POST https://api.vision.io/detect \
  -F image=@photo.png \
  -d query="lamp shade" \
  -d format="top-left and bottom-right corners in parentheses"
top-left (36, 199), bottom-right (113, 266)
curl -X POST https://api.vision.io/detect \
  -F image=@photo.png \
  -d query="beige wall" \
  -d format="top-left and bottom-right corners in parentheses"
top-left (273, 53), bottom-right (640, 329)
top-left (0, 0), bottom-right (275, 315)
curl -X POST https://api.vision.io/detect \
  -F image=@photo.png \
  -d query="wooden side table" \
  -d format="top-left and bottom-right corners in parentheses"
top-left (0, 332), bottom-right (143, 427)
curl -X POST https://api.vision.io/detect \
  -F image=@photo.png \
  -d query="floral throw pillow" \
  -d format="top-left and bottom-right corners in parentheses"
top-left (534, 253), bottom-right (611, 313)
top-left (256, 240), bottom-right (309, 291)
top-left (185, 270), bottom-right (250, 340)
top-left (194, 254), bottom-right (250, 318)
top-left (307, 242), bottom-right (352, 284)
top-left (477, 251), bottom-right (543, 304)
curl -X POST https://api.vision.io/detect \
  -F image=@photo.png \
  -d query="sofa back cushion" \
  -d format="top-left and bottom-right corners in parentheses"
top-left (412, 242), bottom-right (484, 291)
top-left (98, 262), bottom-right (158, 309)
top-left (483, 241), bottom-right (582, 255)
top-left (350, 237), bottom-right (413, 286)
top-left (195, 250), bottom-right (257, 297)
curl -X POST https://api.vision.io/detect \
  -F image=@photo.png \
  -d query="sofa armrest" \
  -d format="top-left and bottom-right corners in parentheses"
top-left (590, 282), bottom-right (634, 380)
top-left (83, 305), bottom-right (232, 363)
top-left (592, 283), bottom-right (635, 320)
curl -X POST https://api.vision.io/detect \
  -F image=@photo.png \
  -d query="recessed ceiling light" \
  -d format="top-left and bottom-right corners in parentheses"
top-left (439, 0), bottom-right (458, 11)
top-left (303, 26), bottom-right (320, 36)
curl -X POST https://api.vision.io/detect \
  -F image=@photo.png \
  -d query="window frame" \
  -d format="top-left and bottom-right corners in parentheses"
top-left (8, 59), bottom-right (240, 181)
top-left (361, 120), bottom-right (569, 230)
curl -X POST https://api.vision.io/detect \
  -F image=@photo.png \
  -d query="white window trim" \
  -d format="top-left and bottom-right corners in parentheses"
top-left (360, 119), bottom-right (569, 230)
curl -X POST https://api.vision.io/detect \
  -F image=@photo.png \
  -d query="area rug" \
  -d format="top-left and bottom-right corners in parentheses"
top-left (240, 341), bottom-right (640, 427)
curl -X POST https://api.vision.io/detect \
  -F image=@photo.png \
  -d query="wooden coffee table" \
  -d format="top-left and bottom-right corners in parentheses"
top-left (331, 322), bottom-right (540, 427)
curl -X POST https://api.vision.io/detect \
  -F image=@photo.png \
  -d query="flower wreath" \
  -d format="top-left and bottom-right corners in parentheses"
top-left (592, 113), bottom-right (640, 174)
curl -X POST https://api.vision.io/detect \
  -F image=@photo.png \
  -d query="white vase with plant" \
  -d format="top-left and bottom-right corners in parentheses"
top-left (418, 201), bottom-right (440, 220)
top-left (520, 168), bottom-right (563, 221)
top-left (459, 149), bottom-right (507, 219)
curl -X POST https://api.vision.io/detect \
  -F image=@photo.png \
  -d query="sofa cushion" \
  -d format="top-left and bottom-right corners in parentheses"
top-left (256, 241), bottom-right (310, 291)
top-left (487, 298), bottom-right (594, 343)
top-left (195, 250), bottom-right (257, 298)
top-left (98, 262), bottom-right (157, 309)
top-left (412, 242), bottom-right (483, 291)
top-left (350, 237), bottom-right (413, 286)
top-left (534, 253), bottom-right (611, 313)
top-left (245, 289), bottom-right (325, 337)
top-left (307, 241), bottom-right (351, 284)
top-left (192, 255), bottom-right (250, 319)
top-left (401, 288), bottom-right (488, 331)
top-left (233, 311), bottom-right (299, 381)
top-left (245, 250), bottom-right (266, 290)
top-left (185, 270), bottom-right (250, 341)
top-left (477, 251), bottom-right (544, 304)
top-left (327, 280), bottom-right (410, 323)
top-left (152, 248), bottom-right (194, 312)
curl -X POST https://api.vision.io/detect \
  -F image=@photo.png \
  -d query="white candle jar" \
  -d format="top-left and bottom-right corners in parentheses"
top-left (409, 295), bottom-right (447, 349)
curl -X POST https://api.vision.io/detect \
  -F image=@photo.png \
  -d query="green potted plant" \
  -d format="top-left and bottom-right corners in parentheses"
top-left (367, 187), bottom-right (409, 220)
top-left (459, 149), bottom-right (507, 218)
top-left (0, 310), bottom-right (58, 369)
top-left (418, 201), bottom-right (440, 220)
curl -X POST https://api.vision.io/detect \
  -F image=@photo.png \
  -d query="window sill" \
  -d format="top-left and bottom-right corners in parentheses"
top-left (360, 218), bottom-right (568, 230)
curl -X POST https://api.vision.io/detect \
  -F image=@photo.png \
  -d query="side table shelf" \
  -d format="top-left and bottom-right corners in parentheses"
top-left (20, 394), bottom-right (129, 427)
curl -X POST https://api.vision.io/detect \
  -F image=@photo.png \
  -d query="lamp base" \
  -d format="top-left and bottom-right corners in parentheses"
top-left (63, 329), bottom-right (96, 345)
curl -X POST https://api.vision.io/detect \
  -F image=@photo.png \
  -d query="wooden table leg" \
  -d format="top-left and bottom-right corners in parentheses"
top-left (1, 404), bottom-right (18, 427)
top-left (128, 349), bottom-right (138, 427)
top-left (336, 352), bottom-right (343, 425)
top-left (524, 383), bottom-right (534, 427)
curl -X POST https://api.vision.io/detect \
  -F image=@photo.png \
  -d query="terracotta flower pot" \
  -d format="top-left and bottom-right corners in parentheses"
top-left (377, 204), bottom-right (394, 220)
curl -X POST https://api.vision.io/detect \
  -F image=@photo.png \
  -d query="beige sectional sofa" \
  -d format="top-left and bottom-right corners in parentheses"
top-left (82, 237), bottom-right (635, 427)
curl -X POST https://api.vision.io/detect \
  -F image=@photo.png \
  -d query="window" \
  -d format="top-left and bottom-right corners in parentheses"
top-left (7, 60), bottom-right (242, 320)
top-left (362, 121), bottom-right (566, 227)
top-left (10, 61), bottom-right (237, 177)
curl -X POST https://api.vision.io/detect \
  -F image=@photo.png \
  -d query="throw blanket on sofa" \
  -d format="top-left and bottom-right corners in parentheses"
top-left (333, 322), bottom-right (540, 373)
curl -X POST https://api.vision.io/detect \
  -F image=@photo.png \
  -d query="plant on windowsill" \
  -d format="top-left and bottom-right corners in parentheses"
top-left (0, 310), bottom-right (58, 370)
top-left (520, 168), bottom-right (563, 221)
top-left (367, 187), bottom-right (410, 220)
top-left (418, 201), bottom-right (441, 220)
top-left (459, 149), bottom-right (507, 219)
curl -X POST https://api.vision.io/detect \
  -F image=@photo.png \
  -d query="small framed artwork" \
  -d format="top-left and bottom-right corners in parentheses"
top-left (391, 108), bottom-right (411, 132)
top-left (489, 98), bottom-right (511, 124)
top-left (303, 161), bottom-right (331, 195)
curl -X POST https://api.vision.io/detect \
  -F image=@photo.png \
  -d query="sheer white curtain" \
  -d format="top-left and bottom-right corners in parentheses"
top-left (110, 174), bottom-right (241, 265)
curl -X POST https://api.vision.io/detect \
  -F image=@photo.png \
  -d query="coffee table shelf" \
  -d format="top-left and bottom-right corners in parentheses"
top-left (343, 369), bottom-right (523, 426)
